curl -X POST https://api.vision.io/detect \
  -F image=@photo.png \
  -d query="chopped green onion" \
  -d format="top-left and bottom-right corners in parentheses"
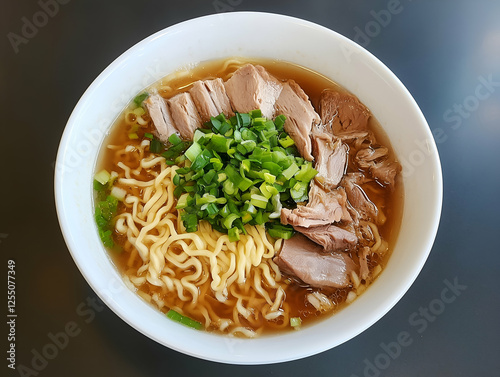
top-left (228, 227), bottom-right (240, 242)
top-left (93, 186), bottom-right (120, 248)
top-left (281, 162), bottom-right (300, 180)
top-left (210, 157), bottom-right (224, 171)
top-left (202, 169), bottom-right (217, 185)
top-left (128, 133), bottom-right (139, 140)
top-left (150, 138), bottom-right (163, 153)
top-left (295, 163), bottom-right (318, 182)
top-left (207, 134), bottom-right (232, 153)
top-left (99, 229), bottom-right (114, 248)
top-left (185, 142), bottom-right (203, 162)
top-left (241, 212), bottom-right (253, 223)
top-left (217, 172), bottom-right (227, 183)
top-left (291, 181), bottom-right (309, 202)
top-left (144, 132), bottom-right (154, 139)
top-left (278, 135), bottom-right (295, 148)
top-left (267, 223), bottom-right (294, 239)
top-left (168, 133), bottom-right (182, 145)
top-left (249, 109), bottom-right (262, 118)
top-left (133, 93), bottom-right (149, 106)
top-left (93, 179), bottom-right (106, 191)
top-left (166, 309), bottom-right (203, 330)
top-left (269, 194), bottom-right (282, 219)
top-left (169, 111), bottom-right (317, 240)
top-left (251, 194), bottom-right (268, 209)
top-left (110, 186), bottom-right (127, 201)
top-left (263, 172), bottom-right (276, 184)
top-left (238, 177), bottom-right (254, 191)
top-left (223, 213), bottom-right (239, 230)
top-left (191, 149), bottom-right (212, 171)
top-left (222, 179), bottom-right (237, 195)
top-left (94, 169), bottom-right (111, 185)
top-left (274, 114), bottom-right (286, 130)
top-left (290, 317), bottom-right (302, 328)
top-left (133, 107), bottom-right (146, 116)
top-left (204, 203), bottom-right (219, 216)
top-left (262, 161), bottom-right (282, 176)
top-left (176, 193), bottom-right (190, 209)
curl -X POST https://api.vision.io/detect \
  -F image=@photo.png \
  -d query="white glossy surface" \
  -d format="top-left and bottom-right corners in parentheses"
top-left (55, 12), bottom-right (442, 364)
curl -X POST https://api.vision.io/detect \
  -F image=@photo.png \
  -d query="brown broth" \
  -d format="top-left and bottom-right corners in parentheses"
top-left (96, 58), bottom-right (404, 335)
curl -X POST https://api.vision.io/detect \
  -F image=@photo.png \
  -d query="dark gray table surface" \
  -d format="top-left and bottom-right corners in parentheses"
top-left (2, 0), bottom-right (499, 376)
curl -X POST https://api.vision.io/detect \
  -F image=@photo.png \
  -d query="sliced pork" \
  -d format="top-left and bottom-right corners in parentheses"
top-left (355, 146), bottom-right (401, 187)
top-left (274, 234), bottom-right (355, 288)
top-left (337, 130), bottom-right (372, 143)
top-left (355, 146), bottom-right (389, 169)
top-left (224, 64), bottom-right (282, 119)
top-left (144, 94), bottom-right (177, 143)
top-left (294, 224), bottom-right (358, 252)
top-left (341, 173), bottom-right (378, 222)
top-left (189, 81), bottom-right (219, 123)
top-left (168, 92), bottom-right (202, 140)
top-left (189, 78), bottom-right (234, 122)
top-left (319, 89), bottom-right (371, 134)
top-left (275, 80), bottom-right (320, 161)
top-left (204, 78), bottom-right (234, 118)
top-left (358, 246), bottom-right (370, 281)
top-left (311, 129), bottom-right (348, 189)
top-left (370, 161), bottom-right (401, 187)
top-left (281, 183), bottom-right (351, 227)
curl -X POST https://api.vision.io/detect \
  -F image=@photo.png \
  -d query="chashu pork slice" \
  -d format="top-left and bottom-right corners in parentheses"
top-left (144, 94), bottom-right (177, 143)
top-left (294, 224), bottom-right (358, 252)
top-left (281, 183), bottom-right (351, 228)
top-left (274, 234), bottom-right (356, 288)
top-left (275, 80), bottom-right (320, 161)
top-left (341, 173), bottom-right (378, 222)
top-left (311, 128), bottom-right (348, 190)
top-left (189, 78), bottom-right (234, 123)
top-left (355, 146), bottom-right (401, 187)
top-left (168, 92), bottom-right (203, 140)
top-left (224, 64), bottom-right (283, 119)
top-left (319, 89), bottom-right (371, 134)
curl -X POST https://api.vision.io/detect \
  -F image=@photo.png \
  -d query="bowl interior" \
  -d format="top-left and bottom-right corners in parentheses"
top-left (55, 12), bottom-right (442, 364)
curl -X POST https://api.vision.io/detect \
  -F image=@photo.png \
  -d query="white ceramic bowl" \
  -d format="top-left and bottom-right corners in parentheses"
top-left (55, 12), bottom-right (442, 364)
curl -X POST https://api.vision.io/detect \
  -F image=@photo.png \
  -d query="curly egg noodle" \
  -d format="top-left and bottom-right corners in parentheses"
top-left (110, 140), bottom-right (289, 337)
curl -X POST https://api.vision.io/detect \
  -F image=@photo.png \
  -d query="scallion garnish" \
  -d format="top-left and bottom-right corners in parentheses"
top-left (166, 309), bottom-right (203, 330)
top-left (154, 111), bottom-right (317, 239)
top-left (290, 317), bottom-right (302, 328)
top-left (133, 93), bottom-right (149, 106)
top-left (94, 169), bottom-right (111, 185)
top-left (150, 138), bottom-right (163, 153)
top-left (94, 195), bottom-right (119, 248)
top-left (168, 133), bottom-right (182, 146)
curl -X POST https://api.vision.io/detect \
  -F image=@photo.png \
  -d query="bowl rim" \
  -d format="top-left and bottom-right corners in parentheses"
top-left (55, 11), bottom-right (443, 364)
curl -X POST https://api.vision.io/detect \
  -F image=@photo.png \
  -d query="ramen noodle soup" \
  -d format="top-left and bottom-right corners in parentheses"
top-left (93, 58), bottom-right (403, 337)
